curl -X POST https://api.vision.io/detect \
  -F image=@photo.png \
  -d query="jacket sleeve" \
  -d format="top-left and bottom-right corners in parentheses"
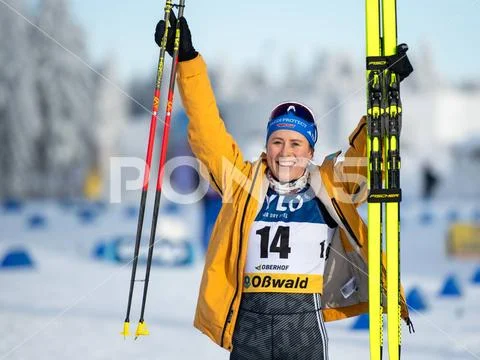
top-left (177, 55), bottom-right (248, 195)
top-left (332, 116), bottom-right (368, 207)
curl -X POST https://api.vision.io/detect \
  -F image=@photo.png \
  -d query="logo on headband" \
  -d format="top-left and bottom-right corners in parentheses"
top-left (266, 110), bottom-right (317, 148)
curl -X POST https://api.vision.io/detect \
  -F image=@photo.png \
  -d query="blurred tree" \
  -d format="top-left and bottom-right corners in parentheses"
top-left (93, 59), bottom-right (128, 198)
top-left (0, 0), bottom-right (42, 198)
top-left (129, 71), bottom-right (156, 118)
top-left (31, 0), bottom-right (96, 197)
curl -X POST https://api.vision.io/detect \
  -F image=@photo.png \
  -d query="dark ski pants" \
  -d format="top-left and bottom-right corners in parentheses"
top-left (230, 293), bottom-right (329, 360)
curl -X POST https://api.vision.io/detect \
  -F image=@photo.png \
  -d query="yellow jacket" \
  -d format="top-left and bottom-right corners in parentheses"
top-left (177, 55), bottom-right (409, 351)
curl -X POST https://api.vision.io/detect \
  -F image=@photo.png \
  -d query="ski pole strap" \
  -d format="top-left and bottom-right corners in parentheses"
top-left (406, 317), bottom-right (415, 333)
top-left (173, 3), bottom-right (185, 8)
top-left (368, 189), bottom-right (402, 203)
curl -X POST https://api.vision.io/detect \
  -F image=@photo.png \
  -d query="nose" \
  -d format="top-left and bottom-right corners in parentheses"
top-left (279, 144), bottom-right (291, 157)
top-left (280, 143), bottom-right (296, 158)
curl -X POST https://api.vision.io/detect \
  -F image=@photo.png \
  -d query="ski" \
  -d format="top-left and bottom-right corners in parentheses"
top-left (382, 0), bottom-right (402, 358)
top-left (366, 0), bottom-right (403, 359)
top-left (366, 0), bottom-right (384, 358)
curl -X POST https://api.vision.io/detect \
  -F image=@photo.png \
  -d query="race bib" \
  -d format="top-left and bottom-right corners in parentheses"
top-left (244, 188), bottom-right (335, 293)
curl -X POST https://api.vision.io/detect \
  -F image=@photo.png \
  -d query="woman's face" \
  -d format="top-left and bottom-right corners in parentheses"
top-left (266, 130), bottom-right (313, 182)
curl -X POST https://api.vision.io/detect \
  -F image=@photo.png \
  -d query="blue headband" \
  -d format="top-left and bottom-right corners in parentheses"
top-left (266, 114), bottom-right (318, 148)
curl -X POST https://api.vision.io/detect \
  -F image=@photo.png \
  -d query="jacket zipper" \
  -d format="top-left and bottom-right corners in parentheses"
top-left (209, 173), bottom-right (223, 196)
top-left (220, 161), bottom-right (262, 348)
top-left (331, 198), bottom-right (362, 248)
top-left (210, 151), bottom-right (240, 196)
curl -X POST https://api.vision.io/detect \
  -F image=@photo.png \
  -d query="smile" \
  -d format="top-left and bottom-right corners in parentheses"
top-left (277, 159), bottom-right (297, 167)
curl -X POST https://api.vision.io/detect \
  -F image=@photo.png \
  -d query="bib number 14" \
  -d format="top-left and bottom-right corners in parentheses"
top-left (256, 225), bottom-right (331, 260)
top-left (256, 226), bottom-right (291, 259)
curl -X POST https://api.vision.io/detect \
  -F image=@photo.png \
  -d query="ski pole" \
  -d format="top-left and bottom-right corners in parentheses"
top-left (121, 0), bottom-right (174, 338)
top-left (134, 0), bottom-right (186, 339)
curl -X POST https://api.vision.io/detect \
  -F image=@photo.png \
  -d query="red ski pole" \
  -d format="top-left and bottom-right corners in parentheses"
top-left (134, 0), bottom-right (186, 338)
top-left (121, 0), bottom-right (174, 338)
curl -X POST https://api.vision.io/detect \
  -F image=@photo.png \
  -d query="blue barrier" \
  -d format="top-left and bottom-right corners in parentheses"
top-left (439, 275), bottom-right (462, 297)
top-left (446, 209), bottom-right (459, 223)
top-left (2, 198), bottom-right (24, 213)
top-left (125, 206), bottom-right (138, 219)
top-left (93, 200), bottom-right (107, 212)
top-left (77, 208), bottom-right (98, 224)
top-left (472, 267), bottom-right (480, 285)
top-left (473, 209), bottom-right (480, 222)
top-left (406, 287), bottom-right (428, 311)
top-left (419, 211), bottom-right (434, 225)
top-left (58, 197), bottom-right (76, 210)
top-left (27, 214), bottom-right (47, 229)
top-left (113, 235), bottom-right (194, 267)
top-left (1, 248), bottom-right (34, 268)
top-left (164, 202), bottom-right (180, 214)
top-left (351, 313), bottom-right (369, 330)
top-left (93, 242), bottom-right (106, 259)
top-left (92, 240), bottom-right (119, 262)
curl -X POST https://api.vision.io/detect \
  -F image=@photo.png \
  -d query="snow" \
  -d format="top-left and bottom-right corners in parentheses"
top-left (1, 198), bottom-right (480, 359)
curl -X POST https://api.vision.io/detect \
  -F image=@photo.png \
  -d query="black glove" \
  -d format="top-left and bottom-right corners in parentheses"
top-left (388, 43), bottom-right (413, 82)
top-left (154, 12), bottom-right (198, 62)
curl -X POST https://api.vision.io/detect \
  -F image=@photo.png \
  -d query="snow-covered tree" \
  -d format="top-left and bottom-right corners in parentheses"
top-left (32, 0), bottom-right (96, 197)
top-left (94, 59), bottom-right (128, 198)
top-left (0, 0), bottom-right (42, 197)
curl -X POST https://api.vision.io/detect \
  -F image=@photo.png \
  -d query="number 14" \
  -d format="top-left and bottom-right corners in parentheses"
top-left (256, 226), bottom-right (331, 260)
top-left (256, 226), bottom-right (291, 259)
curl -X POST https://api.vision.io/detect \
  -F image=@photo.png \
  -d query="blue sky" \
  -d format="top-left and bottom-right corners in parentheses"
top-left (27, 0), bottom-right (480, 83)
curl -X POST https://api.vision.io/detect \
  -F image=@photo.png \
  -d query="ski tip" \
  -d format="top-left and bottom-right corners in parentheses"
top-left (134, 321), bottom-right (149, 339)
top-left (120, 322), bottom-right (130, 337)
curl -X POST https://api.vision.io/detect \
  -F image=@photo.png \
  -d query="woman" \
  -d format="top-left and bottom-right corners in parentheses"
top-left (155, 15), bottom-right (412, 360)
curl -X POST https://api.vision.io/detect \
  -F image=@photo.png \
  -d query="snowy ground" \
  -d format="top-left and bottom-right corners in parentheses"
top-left (1, 198), bottom-right (480, 359)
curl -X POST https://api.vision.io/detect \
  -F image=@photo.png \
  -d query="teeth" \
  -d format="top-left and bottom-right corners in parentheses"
top-left (278, 160), bottom-right (296, 167)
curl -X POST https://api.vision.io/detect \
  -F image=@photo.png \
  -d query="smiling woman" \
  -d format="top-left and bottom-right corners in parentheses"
top-left (266, 127), bottom-right (313, 182)
top-left (265, 102), bottom-right (317, 194)
top-left (153, 12), bottom-right (413, 360)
